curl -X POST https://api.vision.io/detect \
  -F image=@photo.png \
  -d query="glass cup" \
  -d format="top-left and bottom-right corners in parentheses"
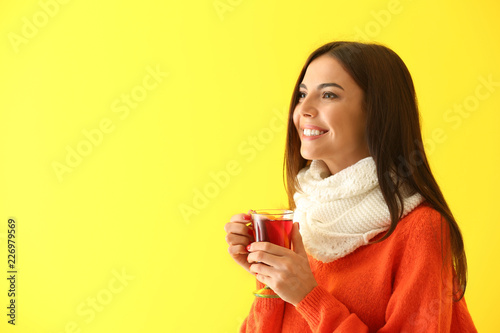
top-left (247, 209), bottom-right (294, 298)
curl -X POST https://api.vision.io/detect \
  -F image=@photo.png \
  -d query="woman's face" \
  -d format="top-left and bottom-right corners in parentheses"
top-left (293, 54), bottom-right (370, 175)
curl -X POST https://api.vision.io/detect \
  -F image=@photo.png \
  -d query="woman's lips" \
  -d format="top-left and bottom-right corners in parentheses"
top-left (302, 124), bottom-right (329, 131)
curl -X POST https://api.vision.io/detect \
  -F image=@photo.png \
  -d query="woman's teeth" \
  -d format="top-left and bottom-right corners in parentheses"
top-left (303, 128), bottom-right (326, 137)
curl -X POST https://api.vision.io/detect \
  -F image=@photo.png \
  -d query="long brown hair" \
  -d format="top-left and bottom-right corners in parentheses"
top-left (284, 41), bottom-right (467, 301)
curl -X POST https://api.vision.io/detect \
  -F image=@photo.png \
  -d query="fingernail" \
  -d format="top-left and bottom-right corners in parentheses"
top-left (246, 244), bottom-right (252, 251)
top-left (243, 214), bottom-right (251, 221)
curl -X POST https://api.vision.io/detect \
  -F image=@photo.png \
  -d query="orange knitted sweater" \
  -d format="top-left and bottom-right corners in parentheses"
top-left (240, 203), bottom-right (477, 332)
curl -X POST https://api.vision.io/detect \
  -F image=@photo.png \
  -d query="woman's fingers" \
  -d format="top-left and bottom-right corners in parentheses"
top-left (247, 240), bottom-right (318, 305)
top-left (229, 213), bottom-right (251, 223)
top-left (228, 244), bottom-right (251, 273)
top-left (249, 262), bottom-right (272, 277)
top-left (247, 243), bottom-right (291, 267)
top-left (225, 214), bottom-right (255, 251)
top-left (224, 221), bottom-right (250, 235)
top-left (225, 213), bottom-right (256, 274)
top-left (225, 233), bottom-right (251, 247)
top-left (247, 251), bottom-right (279, 267)
top-left (248, 241), bottom-right (290, 257)
top-left (228, 244), bottom-right (248, 256)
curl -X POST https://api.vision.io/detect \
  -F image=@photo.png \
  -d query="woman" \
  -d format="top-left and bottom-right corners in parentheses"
top-left (224, 41), bottom-right (477, 332)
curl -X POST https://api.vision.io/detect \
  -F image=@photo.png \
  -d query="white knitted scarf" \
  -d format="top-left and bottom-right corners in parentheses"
top-left (293, 156), bottom-right (424, 263)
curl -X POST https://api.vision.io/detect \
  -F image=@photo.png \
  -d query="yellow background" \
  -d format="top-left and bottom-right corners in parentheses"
top-left (1, 0), bottom-right (498, 332)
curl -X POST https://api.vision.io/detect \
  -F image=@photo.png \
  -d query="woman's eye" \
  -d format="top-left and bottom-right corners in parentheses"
top-left (298, 92), bottom-right (306, 99)
top-left (323, 92), bottom-right (338, 99)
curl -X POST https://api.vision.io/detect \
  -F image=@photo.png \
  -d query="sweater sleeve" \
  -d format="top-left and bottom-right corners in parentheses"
top-left (240, 280), bottom-right (286, 333)
top-left (377, 208), bottom-right (456, 332)
top-left (295, 207), bottom-right (465, 332)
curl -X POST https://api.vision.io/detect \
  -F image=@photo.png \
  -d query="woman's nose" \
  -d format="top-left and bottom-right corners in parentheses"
top-left (296, 96), bottom-right (318, 118)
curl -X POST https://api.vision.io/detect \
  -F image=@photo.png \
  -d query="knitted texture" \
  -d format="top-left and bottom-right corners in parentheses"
top-left (240, 203), bottom-right (477, 332)
top-left (294, 156), bottom-right (424, 262)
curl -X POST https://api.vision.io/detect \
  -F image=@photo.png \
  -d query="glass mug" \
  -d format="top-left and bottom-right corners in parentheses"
top-left (247, 209), bottom-right (294, 298)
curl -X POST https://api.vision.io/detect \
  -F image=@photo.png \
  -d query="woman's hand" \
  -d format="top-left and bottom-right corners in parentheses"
top-left (225, 212), bottom-right (255, 274)
top-left (247, 222), bottom-right (318, 306)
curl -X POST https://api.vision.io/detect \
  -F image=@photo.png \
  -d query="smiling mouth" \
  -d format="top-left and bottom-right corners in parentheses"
top-left (302, 128), bottom-right (328, 137)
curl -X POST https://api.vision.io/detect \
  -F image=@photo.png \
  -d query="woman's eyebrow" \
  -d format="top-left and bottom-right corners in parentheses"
top-left (299, 83), bottom-right (345, 91)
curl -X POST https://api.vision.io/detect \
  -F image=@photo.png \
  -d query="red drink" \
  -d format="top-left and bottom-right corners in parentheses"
top-left (251, 210), bottom-right (294, 249)
top-left (249, 209), bottom-right (294, 298)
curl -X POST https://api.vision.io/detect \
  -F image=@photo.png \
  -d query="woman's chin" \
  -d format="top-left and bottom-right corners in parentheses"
top-left (300, 148), bottom-right (323, 161)
top-left (301, 154), bottom-right (320, 162)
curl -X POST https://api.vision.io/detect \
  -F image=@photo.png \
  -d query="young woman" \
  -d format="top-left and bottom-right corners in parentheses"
top-left (224, 41), bottom-right (477, 332)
